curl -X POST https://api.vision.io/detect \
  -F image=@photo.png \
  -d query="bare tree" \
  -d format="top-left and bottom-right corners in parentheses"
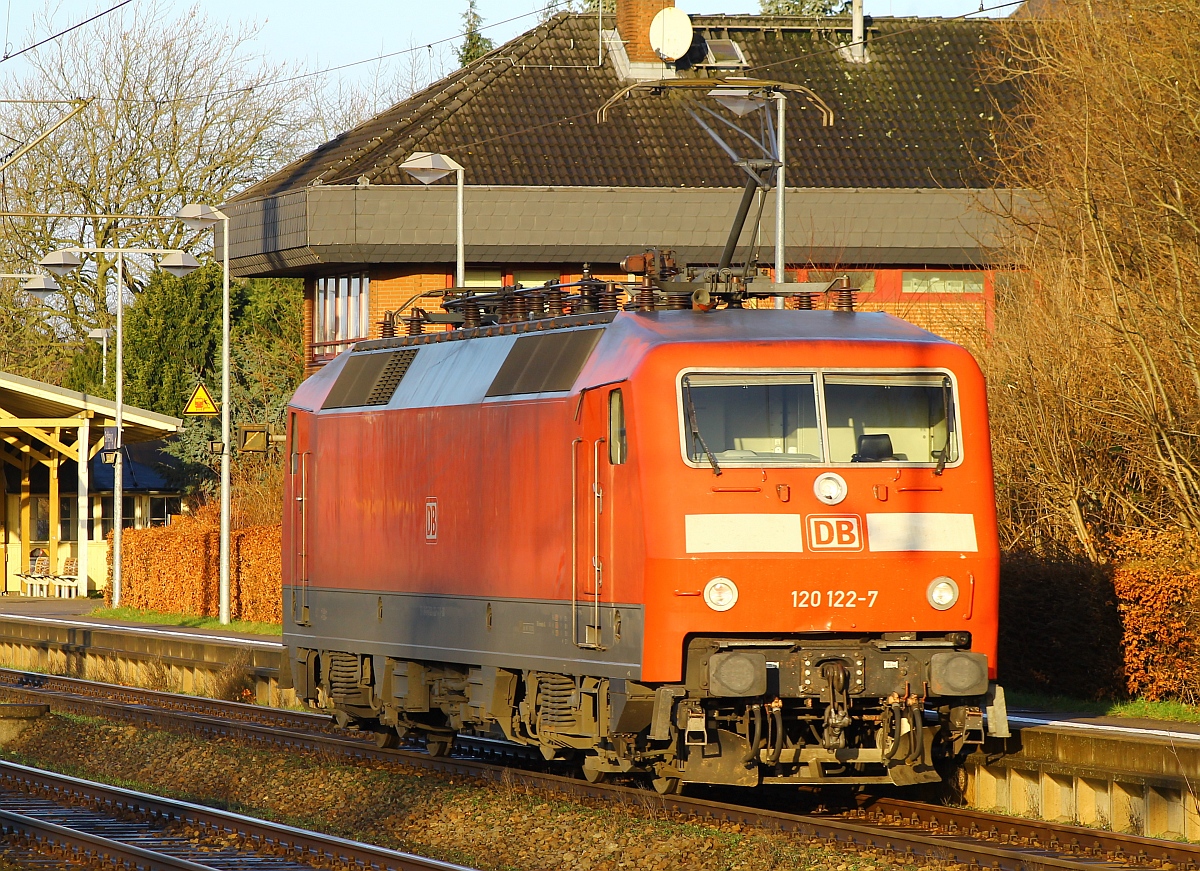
top-left (306, 40), bottom-right (452, 143)
top-left (983, 0), bottom-right (1200, 557)
top-left (0, 1), bottom-right (315, 381)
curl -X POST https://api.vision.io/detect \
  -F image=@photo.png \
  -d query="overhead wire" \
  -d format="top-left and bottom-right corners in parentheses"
top-left (58, 0), bottom-right (579, 107)
top-left (0, 0), bottom-right (133, 64)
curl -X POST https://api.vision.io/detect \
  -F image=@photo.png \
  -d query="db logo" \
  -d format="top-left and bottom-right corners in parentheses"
top-left (807, 515), bottom-right (863, 551)
top-left (425, 497), bottom-right (438, 543)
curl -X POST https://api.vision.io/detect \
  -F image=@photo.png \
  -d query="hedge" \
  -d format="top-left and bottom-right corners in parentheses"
top-left (107, 511), bottom-right (281, 624)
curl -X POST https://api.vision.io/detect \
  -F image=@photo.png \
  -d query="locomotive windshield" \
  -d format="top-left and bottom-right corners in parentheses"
top-left (681, 371), bottom-right (959, 467)
top-left (683, 374), bottom-right (823, 464)
top-left (823, 374), bottom-right (957, 464)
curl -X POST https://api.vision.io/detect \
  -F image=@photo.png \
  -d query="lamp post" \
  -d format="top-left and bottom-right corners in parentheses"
top-left (41, 246), bottom-right (199, 607)
top-left (175, 203), bottom-right (231, 625)
top-left (773, 91), bottom-right (786, 309)
top-left (400, 153), bottom-right (465, 288)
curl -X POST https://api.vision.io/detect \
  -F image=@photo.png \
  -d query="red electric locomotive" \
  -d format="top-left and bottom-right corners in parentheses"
top-left (283, 267), bottom-right (1008, 791)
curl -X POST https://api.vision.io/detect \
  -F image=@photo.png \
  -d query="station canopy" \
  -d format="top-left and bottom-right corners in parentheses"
top-left (0, 370), bottom-right (181, 467)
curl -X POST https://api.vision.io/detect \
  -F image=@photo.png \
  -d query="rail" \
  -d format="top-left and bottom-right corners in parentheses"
top-left (0, 758), bottom-right (479, 871)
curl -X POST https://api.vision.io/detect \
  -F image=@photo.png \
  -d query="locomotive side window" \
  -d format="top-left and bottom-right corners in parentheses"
top-left (823, 374), bottom-right (958, 464)
top-left (609, 389), bottom-right (627, 465)
top-left (682, 374), bottom-right (823, 464)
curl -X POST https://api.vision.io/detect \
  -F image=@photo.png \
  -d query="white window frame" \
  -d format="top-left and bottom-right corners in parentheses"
top-left (315, 272), bottom-right (371, 356)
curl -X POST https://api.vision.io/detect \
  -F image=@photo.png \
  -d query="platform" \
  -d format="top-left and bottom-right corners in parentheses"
top-left (966, 706), bottom-right (1200, 839)
top-left (0, 600), bottom-right (287, 705)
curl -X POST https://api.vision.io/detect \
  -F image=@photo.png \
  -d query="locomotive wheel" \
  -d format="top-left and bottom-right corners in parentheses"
top-left (652, 776), bottom-right (682, 795)
top-left (582, 758), bottom-right (609, 784)
top-left (374, 728), bottom-right (401, 749)
top-left (426, 738), bottom-right (452, 757)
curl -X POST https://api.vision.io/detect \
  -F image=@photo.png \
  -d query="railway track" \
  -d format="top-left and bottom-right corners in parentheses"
top-left (1, 667), bottom-right (1196, 871)
top-left (0, 758), bottom-right (476, 871)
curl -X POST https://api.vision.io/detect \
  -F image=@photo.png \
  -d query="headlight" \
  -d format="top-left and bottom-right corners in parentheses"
top-left (927, 576), bottom-right (959, 611)
top-left (704, 577), bottom-right (739, 612)
top-left (813, 472), bottom-right (848, 505)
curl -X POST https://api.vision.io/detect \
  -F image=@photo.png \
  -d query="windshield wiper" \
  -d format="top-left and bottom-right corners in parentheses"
top-left (683, 380), bottom-right (722, 476)
top-left (934, 376), bottom-right (952, 476)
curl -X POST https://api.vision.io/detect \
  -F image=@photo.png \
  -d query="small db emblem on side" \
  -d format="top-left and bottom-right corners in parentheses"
top-left (425, 497), bottom-right (438, 543)
top-left (806, 515), bottom-right (863, 551)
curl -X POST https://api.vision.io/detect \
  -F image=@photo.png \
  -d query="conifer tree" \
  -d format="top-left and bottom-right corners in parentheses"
top-left (457, 0), bottom-right (495, 66)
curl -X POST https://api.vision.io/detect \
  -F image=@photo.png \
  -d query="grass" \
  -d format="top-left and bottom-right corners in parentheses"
top-left (1007, 689), bottom-right (1200, 724)
top-left (86, 605), bottom-right (282, 636)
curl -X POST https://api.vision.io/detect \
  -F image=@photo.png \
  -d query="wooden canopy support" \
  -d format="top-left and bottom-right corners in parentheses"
top-left (0, 404), bottom-right (82, 462)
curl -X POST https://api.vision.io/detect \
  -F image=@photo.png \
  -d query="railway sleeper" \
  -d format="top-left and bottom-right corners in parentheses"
top-left (295, 643), bottom-right (990, 788)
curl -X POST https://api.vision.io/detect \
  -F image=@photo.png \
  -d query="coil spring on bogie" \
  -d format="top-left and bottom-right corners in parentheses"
top-left (537, 673), bottom-right (577, 726)
top-left (326, 652), bottom-right (360, 699)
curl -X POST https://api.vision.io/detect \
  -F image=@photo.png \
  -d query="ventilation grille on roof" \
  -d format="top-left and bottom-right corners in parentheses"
top-left (486, 329), bottom-right (603, 397)
top-left (323, 349), bottom-right (418, 409)
top-left (366, 350), bottom-right (417, 404)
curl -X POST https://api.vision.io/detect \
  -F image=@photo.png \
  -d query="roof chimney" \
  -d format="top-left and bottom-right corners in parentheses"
top-left (617, 0), bottom-right (674, 64)
top-left (851, 0), bottom-right (865, 62)
top-left (838, 0), bottom-right (869, 63)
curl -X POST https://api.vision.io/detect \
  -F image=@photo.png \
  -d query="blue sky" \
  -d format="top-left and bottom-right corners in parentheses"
top-left (7, 0), bottom-right (1010, 95)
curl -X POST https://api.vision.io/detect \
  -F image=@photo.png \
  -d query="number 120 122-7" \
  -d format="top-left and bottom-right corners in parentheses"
top-left (792, 590), bottom-right (878, 608)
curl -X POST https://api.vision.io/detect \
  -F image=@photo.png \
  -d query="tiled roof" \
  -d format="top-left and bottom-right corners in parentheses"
top-left (236, 13), bottom-right (1017, 200)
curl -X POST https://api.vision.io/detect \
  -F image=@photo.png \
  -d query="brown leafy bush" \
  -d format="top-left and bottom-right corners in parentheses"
top-left (109, 505), bottom-right (281, 624)
top-left (1108, 532), bottom-right (1200, 702)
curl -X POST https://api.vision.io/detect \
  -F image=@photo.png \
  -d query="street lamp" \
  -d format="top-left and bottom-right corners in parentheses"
top-left (40, 245), bottom-right (199, 608)
top-left (88, 328), bottom-right (112, 384)
top-left (19, 274), bottom-right (62, 299)
top-left (400, 152), bottom-right (465, 288)
top-left (175, 202), bottom-right (232, 626)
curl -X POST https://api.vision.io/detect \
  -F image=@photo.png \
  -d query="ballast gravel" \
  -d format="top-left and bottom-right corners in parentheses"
top-left (0, 714), bottom-right (914, 871)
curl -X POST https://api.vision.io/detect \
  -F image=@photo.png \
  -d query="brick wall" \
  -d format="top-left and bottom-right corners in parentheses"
top-left (370, 267), bottom-right (453, 335)
top-left (617, 0), bottom-right (674, 63)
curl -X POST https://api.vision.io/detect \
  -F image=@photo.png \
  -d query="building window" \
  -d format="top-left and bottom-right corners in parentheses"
top-left (149, 496), bottom-right (181, 527)
top-left (28, 498), bottom-right (77, 542)
top-left (513, 270), bottom-right (560, 287)
top-left (464, 269), bottom-right (503, 288)
top-left (902, 271), bottom-right (985, 294)
top-left (99, 496), bottom-right (136, 537)
top-left (315, 273), bottom-right (370, 354)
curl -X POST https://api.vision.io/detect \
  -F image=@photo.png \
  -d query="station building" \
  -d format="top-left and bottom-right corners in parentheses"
top-left (224, 1), bottom-right (1020, 370)
top-left (0, 371), bottom-right (182, 595)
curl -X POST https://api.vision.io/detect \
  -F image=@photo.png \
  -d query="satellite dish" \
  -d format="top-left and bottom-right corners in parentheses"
top-left (648, 7), bottom-right (693, 62)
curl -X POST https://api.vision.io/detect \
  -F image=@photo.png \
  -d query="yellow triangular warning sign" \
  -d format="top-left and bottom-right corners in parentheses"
top-left (183, 383), bottom-right (219, 416)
